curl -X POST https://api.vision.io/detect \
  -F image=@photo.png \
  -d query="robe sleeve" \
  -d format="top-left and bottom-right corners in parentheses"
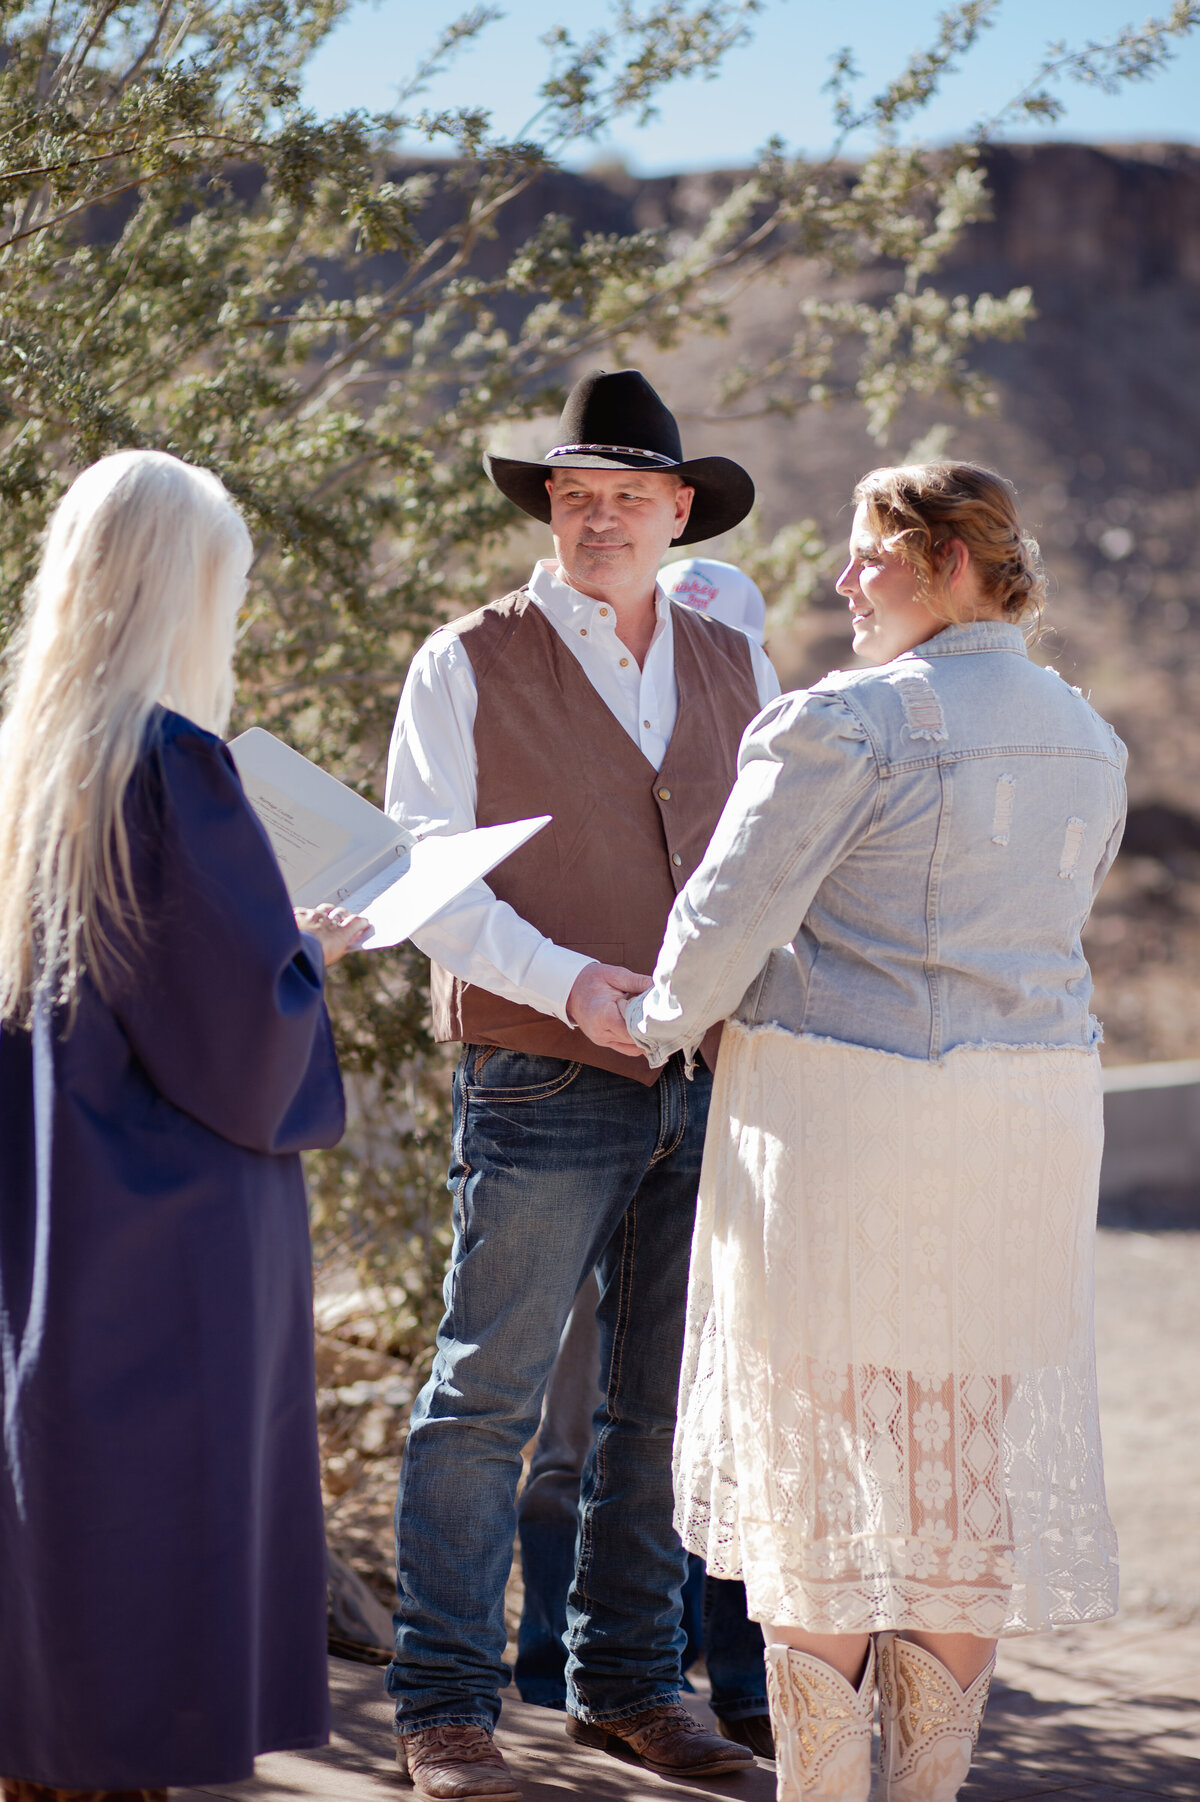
top-left (109, 715), bottom-right (345, 1155)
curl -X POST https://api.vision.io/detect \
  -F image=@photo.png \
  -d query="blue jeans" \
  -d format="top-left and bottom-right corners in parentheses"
top-left (692, 1563), bottom-right (769, 1722)
top-left (514, 1273), bottom-right (604, 1711)
top-left (387, 1046), bottom-right (712, 1733)
top-left (516, 1284), bottom-right (767, 1721)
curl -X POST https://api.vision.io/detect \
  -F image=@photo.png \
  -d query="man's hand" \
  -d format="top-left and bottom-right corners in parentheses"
top-left (567, 961), bottom-right (652, 1056)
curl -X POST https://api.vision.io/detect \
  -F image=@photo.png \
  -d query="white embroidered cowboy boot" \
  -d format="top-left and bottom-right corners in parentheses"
top-left (876, 1632), bottom-right (996, 1802)
top-left (763, 1639), bottom-right (875, 1802)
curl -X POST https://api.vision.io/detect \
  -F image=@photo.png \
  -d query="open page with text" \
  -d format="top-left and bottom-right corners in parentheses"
top-left (228, 728), bottom-right (549, 951)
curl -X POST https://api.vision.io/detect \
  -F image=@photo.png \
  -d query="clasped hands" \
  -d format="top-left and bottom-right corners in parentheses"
top-left (567, 960), bottom-right (652, 1057)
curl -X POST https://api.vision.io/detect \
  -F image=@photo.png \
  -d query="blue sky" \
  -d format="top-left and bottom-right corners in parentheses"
top-left (302, 0), bottom-right (1200, 172)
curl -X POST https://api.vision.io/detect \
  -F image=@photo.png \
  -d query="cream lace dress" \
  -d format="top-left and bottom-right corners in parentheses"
top-left (674, 1022), bottom-right (1118, 1637)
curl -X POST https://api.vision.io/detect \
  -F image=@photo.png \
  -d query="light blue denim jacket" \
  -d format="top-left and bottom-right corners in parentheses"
top-left (626, 621), bottom-right (1128, 1067)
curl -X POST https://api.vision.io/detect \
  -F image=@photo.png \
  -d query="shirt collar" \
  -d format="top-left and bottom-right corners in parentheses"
top-left (528, 558), bottom-right (671, 625)
top-left (903, 620), bottom-right (1030, 660)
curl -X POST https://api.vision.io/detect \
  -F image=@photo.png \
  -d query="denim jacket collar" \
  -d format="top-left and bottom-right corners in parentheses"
top-left (902, 621), bottom-right (1029, 660)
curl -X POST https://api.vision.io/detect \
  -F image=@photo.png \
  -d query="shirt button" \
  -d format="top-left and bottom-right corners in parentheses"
top-left (599, 607), bottom-right (609, 616)
top-left (620, 656), bottom-right (629, 667)
top-left (580, 628), bottom-right (587, 637)
top-left (643, 719), bottom-right (651, 729)
top-left (658, 787), bottom-right (671, 801)
top-left (671, 852), bottom-right (682, 867)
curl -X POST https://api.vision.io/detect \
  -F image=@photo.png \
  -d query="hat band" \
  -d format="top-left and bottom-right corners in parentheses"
top-left (546, 442), bottom-right (680, 467)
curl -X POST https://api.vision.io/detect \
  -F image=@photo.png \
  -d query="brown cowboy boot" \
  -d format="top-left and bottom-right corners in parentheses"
top-left (395, 1723), bottom-right (520, 1800)
top-left (566, 1701), bottom-right (756, 1775)
top-left (716, 1709), bottom-right (775, 1760)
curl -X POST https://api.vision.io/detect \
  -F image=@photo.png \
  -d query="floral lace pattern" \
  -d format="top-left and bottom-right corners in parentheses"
top-left (674, 1025), bottom-right (1118, 1636)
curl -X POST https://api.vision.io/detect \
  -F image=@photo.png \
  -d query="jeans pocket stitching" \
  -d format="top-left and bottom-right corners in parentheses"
top-left (465, 1060), bottom-right (583, 1104)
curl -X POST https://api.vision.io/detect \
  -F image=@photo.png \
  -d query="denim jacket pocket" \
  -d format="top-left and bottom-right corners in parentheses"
top-left (463, 1046), bottom-right (583, 1103)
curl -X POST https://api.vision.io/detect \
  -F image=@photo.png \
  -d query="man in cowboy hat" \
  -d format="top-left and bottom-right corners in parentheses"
top-left (382, 369), bottom-right (779, 1800)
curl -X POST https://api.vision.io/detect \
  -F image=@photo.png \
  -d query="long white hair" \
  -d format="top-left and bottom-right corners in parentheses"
top-left (0, 450), bottom-right (252, 1023)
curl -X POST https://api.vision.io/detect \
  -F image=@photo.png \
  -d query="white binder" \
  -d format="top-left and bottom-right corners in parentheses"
top-left (228, 727), bottom-right (549, 952)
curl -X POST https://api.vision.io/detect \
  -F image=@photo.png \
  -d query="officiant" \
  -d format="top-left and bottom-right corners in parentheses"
top-left (382, 368), bottom-right (780, 1800)
top-left (0, 450), bottom-right (367, 1799)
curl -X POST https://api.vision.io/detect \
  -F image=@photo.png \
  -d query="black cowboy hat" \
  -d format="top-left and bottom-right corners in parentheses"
top-left (483, 368), bottom-right (754, 546)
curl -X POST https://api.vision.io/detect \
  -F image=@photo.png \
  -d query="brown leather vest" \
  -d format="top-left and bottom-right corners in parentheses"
top-left (430, 591), bottom-right (762, 1083)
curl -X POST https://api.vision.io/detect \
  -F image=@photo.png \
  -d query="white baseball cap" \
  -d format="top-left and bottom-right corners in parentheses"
top-left (659, 557), bottom-right (766, 645)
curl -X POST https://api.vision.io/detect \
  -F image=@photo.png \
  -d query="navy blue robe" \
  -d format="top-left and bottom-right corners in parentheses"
top-left (0, 709), bottom-right (344, 1787)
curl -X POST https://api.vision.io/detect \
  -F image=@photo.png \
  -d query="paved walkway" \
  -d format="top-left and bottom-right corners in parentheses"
top-left (981, 1620), bottom-right (1200, 1800)
top-left (176, 1614), bottom-right (1200, 1802)
top-left (178, 1672), bottom-right (775, 1802)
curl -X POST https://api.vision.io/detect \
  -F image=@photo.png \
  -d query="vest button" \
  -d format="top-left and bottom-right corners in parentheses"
top-left (658, 787), bottom-right (671, 801)
top-left (671, 852), bottom-right (682, 867)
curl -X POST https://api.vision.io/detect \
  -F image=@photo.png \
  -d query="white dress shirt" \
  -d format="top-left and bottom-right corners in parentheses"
top-left (384, 558), bottom-right (781, 1024)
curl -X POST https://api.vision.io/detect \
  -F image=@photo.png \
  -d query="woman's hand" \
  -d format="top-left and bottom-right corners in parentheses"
top-left (294, 904), bottom-right (371, 966)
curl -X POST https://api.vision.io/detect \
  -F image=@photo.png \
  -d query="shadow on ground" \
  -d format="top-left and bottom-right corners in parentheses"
top-left (971, 1672), bottom-right (1200, 1800)
top-left (177, 1623), bottom-right (1200, 1802)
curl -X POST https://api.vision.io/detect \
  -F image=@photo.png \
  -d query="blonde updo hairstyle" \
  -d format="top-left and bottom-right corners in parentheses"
top-left (853, 461), bottom-right (1045, 629)
top-left (0, 450), bottom-right (252, 1023)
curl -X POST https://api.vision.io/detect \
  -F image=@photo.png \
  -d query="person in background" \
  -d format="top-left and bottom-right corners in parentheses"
top-left (515, 552), bottom-right (775, 1760)
top-left (606, 462), bottom-right (1124, 1802)
top-left (658, 556), bottom-right (767, 645)
top-left (0, 451), bottom-right (366, 1802)
top-left (383, 369), bottom-right (779, 1800)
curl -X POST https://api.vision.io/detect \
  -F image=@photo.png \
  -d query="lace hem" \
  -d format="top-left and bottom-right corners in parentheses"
top-left (676, 1487), bottom-right (1118, 1635)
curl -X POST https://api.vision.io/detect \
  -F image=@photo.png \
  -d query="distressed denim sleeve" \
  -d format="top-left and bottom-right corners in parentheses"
top-left (626, 687), bottom-right (880, 1068)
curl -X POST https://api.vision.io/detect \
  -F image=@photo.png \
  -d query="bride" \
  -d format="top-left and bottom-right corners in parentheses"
top-left (604, 461), bottom-right (1124, 1802)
